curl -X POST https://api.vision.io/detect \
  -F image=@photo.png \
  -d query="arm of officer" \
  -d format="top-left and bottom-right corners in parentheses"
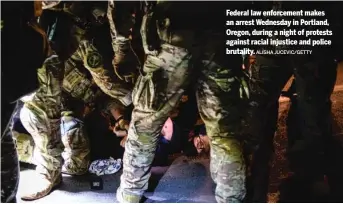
top-left (73, 40), bottom-right (133, 106)
top-left (107, 0), bottom-right (139, 84)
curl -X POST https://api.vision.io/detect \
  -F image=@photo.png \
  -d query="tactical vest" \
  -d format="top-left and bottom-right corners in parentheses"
top-left (62, 58), bottom-right (100, 104)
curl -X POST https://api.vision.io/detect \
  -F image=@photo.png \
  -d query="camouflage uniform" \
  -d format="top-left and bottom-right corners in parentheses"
top-left (19, 3), bottom-right (135, 200)
top-left (114, 2), bottom-right (250, 203)
top-left (244, 2), bottom-right (343, 202)
top-left (1, 118), bottom-right (20, 203)
top-left (1, 2), bottom-right (50, 202)
top-left (8, 101), bottom-right (35, 165)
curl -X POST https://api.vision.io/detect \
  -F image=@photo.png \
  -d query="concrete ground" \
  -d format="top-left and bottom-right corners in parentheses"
top-left (17, 157), bottom-right (216, 203)
top-left (17, 64), bottom-right (343, 203)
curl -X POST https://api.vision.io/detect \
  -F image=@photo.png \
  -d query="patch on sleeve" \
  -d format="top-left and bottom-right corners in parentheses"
top-left (86, 52), bottom-right (102, 68)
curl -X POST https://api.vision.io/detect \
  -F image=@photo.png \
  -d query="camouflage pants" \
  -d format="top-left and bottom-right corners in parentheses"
top-left (1, 103), bottom-right (20, 203)
top-left (10, 100), bottom-right (35, 164)
top-left (20, 104), bottom-right (64, 180)
top-left (19, 54), bottom-right (90, 180)
top-left (19, 54), bottom-right (64, 181)
top-left (118, 42), bottom-right (248, 203)
top-left (9, 99), bottom-right (90, 176)
top-left (60, 112), bottom-right (90, 175)
top-left (246, 55), bottom-right (339, 202)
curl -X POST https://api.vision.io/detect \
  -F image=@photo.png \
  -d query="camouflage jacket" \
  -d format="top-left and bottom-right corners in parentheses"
top-left (68, 38), bottom-right (133, 106)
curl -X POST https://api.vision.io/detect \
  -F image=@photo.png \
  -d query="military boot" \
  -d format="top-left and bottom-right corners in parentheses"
top-left (19, 112), bottom-right (64, 201)
top-left (116, 187), bottom-right (142, 203)
top-left (62, 163), bottom-right (88, 176)
top-left (21, 170), bottom-right (62, 201)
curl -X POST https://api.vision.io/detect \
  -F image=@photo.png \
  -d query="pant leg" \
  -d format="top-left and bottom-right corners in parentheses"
top-left (1, 102), bottom-right (16, 135)
top-left (61, 111), bottom-right (90, 175)
top-left (1, 103), bottom-right (20, 203)
top-left (292, 58), bottom-right (336, 175)
top-left (194, 37), bottom-right (250, 202)
top-left (248, 100), bottom-right (279, 202)
top-left (118, 43), bottom-right (193, 202)
top-left (293, 57), bottom-right (340, 193)
top-left (246, 55), bottom-right (293, 202)
top-left (19, 54), bottom-right (64, 181)
top-left (1, 127), bottom-right (20, 203)
top-left (9, 101), bottom-right (35, 165)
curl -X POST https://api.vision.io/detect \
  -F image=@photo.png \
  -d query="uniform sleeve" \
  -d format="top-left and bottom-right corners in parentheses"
top-left (107, 0), bottom-right (133, 52)
top-left (140, 1), bottom-right (160, 56)
top-left (107, 0), bottom-right (140, 83)
top-left (63, 54), bottom-right (102, 104)
top-left (30, 53), bottom-right (65, 119)
top-left (77, 40), bottom-right (133, 106)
